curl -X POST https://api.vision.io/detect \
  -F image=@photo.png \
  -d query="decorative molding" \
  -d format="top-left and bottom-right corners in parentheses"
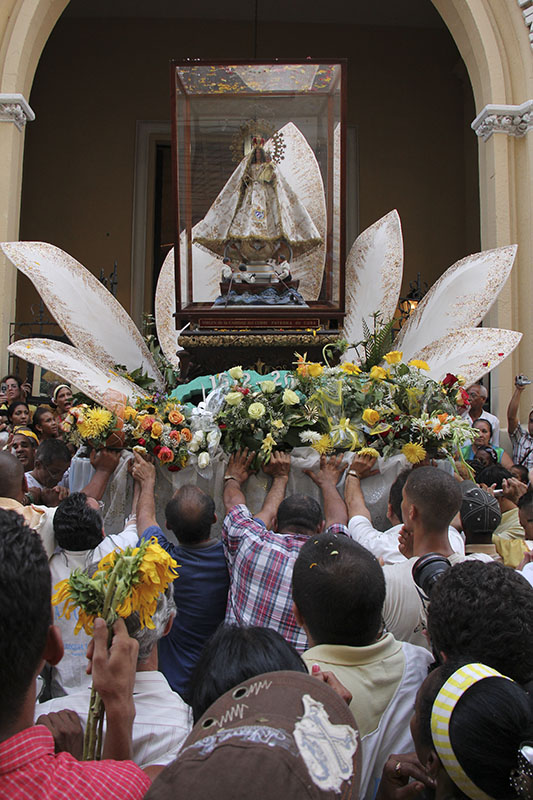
top-left (0, 93), bottom-right (35, 131)
top-left (518, 0), bottom-right (533, 49)
top-left (471, 100), bottom-right (533, 141)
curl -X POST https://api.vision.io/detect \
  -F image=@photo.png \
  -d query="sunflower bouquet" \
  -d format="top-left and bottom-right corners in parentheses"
top-left (52, 537), bottom-right (178, 760)
top-left (122, 396), bottom-right (192, 471)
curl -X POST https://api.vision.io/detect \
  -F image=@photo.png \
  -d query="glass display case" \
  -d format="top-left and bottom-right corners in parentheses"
top-left (171, 59), bottom-right (346, 331)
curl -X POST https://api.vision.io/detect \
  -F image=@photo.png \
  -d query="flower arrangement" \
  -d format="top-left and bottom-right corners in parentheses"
top-left (52, 537), bottom-right (178, 759)
top-left (215, 364), bottom-right (320, 463)
top-left (214, 353), bottom-right (476, 467)
top-left (60, 404), bottom-right (123, 449)
top-left (122, 396), bottom-right (192, 470)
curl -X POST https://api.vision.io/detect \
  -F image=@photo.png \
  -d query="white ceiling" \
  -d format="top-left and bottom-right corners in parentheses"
top-left (62, 0), bottom-right (445, 28)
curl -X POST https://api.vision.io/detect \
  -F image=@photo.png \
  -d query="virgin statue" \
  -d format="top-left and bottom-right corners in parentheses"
top-left (193, 137), bottom-right (322, 264)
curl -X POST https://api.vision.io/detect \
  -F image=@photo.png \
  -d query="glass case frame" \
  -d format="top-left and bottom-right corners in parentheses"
top-left (170, 58), bottom-right (347, 332)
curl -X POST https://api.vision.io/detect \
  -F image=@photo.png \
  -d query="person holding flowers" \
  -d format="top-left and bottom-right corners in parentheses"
top-left (0, 508), bottom-right (153, 799)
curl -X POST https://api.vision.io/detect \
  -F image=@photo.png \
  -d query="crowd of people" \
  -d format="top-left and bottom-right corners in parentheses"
top-left (2, 372), bottom-right (533, 799)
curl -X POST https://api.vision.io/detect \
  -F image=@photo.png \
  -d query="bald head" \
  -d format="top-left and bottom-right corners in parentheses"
top-left (165, 485), bottom-right (216, 544)
top-left (0, 451), bottom-right (25, 500)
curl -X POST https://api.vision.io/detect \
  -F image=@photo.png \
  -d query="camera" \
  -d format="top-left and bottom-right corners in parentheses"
top-left (412, 553), bottom-right (451, 598)
top-left (516, 375), bottom-right (532, 387)
top-left (0, 382), bottom-right (6, 394)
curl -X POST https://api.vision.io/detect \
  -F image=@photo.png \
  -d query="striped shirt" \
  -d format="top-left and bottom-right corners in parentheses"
top-left (222, 504), bottom-right (348, 653)
top-left (509, 423), bottom-right (533, 468)
top-left (0, 726), bottom-right (150, 799)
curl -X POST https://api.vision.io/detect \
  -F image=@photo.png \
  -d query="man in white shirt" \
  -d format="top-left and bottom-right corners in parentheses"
top-left (292, 532), bottom-right (432, 800)
top-left (463, 382), bottom-right (500, 446)
top-left (345, 454), bottom-right (465, 565)
top-left (37, 584), bottom-right (192, 768)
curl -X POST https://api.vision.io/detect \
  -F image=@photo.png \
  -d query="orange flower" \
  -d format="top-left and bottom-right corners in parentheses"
top-left (169, 429), bottom-right (181, 443)
top-left (168, 409), bottom-right (184, 425)
top-left (437, 413), bottom-right (449, 424)
top-left (150, 421), bottom-right (163, 438)
top-left (140, 415), bottom-right (154, 431)
top-left (180, 427), bottom-right (192, 443)
top-left (157, 446), bottom-right (174, 463)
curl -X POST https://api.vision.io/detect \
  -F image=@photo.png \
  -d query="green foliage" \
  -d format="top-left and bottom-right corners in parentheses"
top-left (352, 312), bottom-right (395, 371)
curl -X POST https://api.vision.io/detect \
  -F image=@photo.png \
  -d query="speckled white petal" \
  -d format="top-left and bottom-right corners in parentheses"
top-left (1, 241), bottom-right (164, 390)
top-left (410, 327), bottom-right (522, 384)
top-left (342, 210), bottom-right (403, 363)
top-left (395, 245), bottom-right (517, 361)
top-left (154, 247), bottom-right (189, 368)
top-left (8, 339), bottom-right (149, 407)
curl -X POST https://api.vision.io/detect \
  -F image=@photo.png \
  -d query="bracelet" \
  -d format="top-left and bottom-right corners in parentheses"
top-left (347, 471), bottom-right (360, 479)
top-left (224, 475), bottom-right (240, 483)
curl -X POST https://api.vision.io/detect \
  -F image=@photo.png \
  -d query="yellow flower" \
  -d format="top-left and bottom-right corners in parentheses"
top-left (362, 408), bottom-right (380, 426)
top-left (150, 421), bottom-right (163, 438)
top-left (408, 360), bottom-right (430, 371)
top-left (260, 433), bottom-right (276, 452)
top-left (272, 419), bottom-right (284, 429)
top-left (296, 355), bottom-right (323, 378)
top-left (124, 406), bottom-right (137, 421)
top-left (248, 402), bottom-right (266, 419)
top-left (358, 447), bottom-right (380, 459)
top-left (225, 392), bottom-right (243, 406)
top-left (384, 350), bottom-right (403, 365)
top-left (312, 434), bottom-right (333, 455)
top-left (283, 389), bottom-right (300, 406)
top-left (340, 362), bottom-right (361, 376)
top-left (115, 540), bottom-right (178, 629)
top-left (82, 407), bottom-right (113, 438)
top-left (369, 366), bottom-right (387, 381)
top-left (402, 442), bottom-right (427, 464)
top-left (228, 366), bottom-right (244, 380)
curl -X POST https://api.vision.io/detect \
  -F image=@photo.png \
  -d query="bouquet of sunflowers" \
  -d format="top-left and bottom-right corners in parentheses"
top-left (60, 404), bottom-right (124, 449)
top-left (52, 538), bottom-right (178, 759)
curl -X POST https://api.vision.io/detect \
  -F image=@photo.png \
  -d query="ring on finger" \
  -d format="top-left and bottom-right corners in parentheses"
top-left (395, 762), bottom-right (402, 773)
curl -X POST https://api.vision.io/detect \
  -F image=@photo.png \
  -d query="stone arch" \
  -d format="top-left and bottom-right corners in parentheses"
top-left (0, 0), bottom-right (68, 365)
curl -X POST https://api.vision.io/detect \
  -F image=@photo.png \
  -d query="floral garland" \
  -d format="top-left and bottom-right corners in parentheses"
top-left (60, 354), bottom-right (475, 470)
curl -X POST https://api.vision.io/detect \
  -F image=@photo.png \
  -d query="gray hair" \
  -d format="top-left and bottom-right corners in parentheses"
top-left (124, 584), bottom-right (176, 662)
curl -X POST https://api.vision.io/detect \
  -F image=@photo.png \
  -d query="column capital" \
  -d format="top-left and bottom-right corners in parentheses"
top-left (472, 100), bottom-right (533, 141)
top-left (0, 94), bottom-right (35, 131)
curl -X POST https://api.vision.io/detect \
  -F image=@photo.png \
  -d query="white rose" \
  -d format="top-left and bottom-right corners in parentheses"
top-left (260, 380), bottom-right (277, 394)
top-left (188, 439), bottom-right (200, 453)
top-left (282, 389), bottom-right (300, 406)
top-left (198, 452), bottom-right (210, 469)
top-left (207, 429), bottom-right (221, 447)
top-left (248, 402), bottom-right (266, 420)
top-left (228, 366), bottom-right (244, 380)
top-left (225, 392), bottom-right (243, 406)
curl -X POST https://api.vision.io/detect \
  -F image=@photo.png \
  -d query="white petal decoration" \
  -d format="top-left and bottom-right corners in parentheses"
top-left (274, 122), bottom-right (327, 300)
top-left (410, 327), bottom-right (522, 385)
top-left (154, 247), bottom-right (188, 369)
top-left (8, 339), bottom-right (149, 407)
top-left (1, 241), bottom-right (165, 390)
top-left (395, 245), bottom-right (517, 361)
top-left (342, 210), bottom-right (403, 363)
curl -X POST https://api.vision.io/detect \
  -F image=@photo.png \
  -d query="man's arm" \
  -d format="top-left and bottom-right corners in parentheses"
top-left (82, 448), bottom-right (121, 500)
top-left (303, 454), bottom-right (348, 528)
top-left (88, 617), bottom-right (138, 761)
top-left (131, 452), bottom-right (157, 537)
top-left (223, 448), bottom-right (255, 513)
top-left (255, 451), bottom-right (290, 528)
top-left (507, 378), bottom-right (526, 435)
top-left (344, 453), bottom-right (379, 522)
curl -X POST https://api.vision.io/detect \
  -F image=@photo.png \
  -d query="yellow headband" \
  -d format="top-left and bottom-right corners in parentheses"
top-left (12, 426), bottom-right (39, 445)
top-left (431, 663), bottom-right (512, 800)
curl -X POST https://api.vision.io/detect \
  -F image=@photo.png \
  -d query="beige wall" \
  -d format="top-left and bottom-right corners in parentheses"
top-left (17, 16), bottom-right (479, 331)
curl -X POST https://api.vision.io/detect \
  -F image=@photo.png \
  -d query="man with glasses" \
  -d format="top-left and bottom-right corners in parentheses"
top-left (25, 439), bottom-right (71, 503)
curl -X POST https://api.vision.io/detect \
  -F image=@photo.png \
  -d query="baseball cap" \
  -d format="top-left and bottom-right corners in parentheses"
top-left (144, 670), bottom-right (361, 800)
top-left (460, 487), bottom-right (501, 536)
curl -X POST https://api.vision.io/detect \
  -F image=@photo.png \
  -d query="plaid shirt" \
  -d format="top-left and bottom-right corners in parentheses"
top-left (0, 726), bottom-right (150, 800)
top-left (222, 504), bottom-right (349, 653)
top-left (510, 423), bottom-right (533, 468)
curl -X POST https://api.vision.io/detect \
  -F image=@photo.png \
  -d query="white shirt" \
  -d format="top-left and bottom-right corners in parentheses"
top-left (36, 671), bottom-right (193, 767)
top-left (348, 516), bottom-right (465, 564)
top-left (383, 552), bottom-right (464, 650)
top-left (49, 517), bottom-right (139, 696)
